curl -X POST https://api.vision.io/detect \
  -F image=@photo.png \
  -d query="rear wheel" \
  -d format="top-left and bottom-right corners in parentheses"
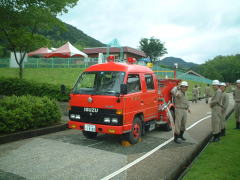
top-left (82, 131), bottom-right (98, 139)
top-left (125, 117), bottom-right (142, 144)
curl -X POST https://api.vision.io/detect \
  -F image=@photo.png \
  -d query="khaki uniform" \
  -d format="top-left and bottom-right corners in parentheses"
top-left (220, 92), bottom-right (229, 129)
top-left (210, 88), bottom-right (222, 134)
top-left (173, 89), bottom-right (189, 135)
top-left (205, 86), bottom-right (211, 103)
top-left (192, 88), bottom-right (198, 103)
top-left (233, 88), bottom-right (240, 123)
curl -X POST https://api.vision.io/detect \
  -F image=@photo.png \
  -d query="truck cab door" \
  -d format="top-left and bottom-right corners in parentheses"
top-left (141, 74), bottom-right (158, 121)
top-left (123, 74), bottom-right (143, 124)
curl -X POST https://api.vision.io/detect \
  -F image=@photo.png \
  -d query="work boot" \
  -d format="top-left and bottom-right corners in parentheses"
top-left (174, 134), bottom-right (181, 144)
top-left (210, 134), bottom-right (220, 142)
top-left (179, 131), bottom-right (186, 141)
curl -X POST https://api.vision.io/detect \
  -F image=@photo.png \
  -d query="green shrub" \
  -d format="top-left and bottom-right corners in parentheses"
top-left (0, 77), bottom-right (70, 101)
top-left (0, 95), bottom-right (61, 133)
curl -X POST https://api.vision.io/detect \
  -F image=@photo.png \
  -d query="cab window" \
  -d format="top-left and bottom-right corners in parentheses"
top-left (145, 74), bottom-right (154, 90)
top-left (127, 74), bottom-right (141, 93)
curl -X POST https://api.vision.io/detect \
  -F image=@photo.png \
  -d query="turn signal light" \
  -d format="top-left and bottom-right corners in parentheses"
top-left (116, 109), bottom-right (123, 115)
top-left (71, 124), bottom-right (77, 128)
top-left (108, 129), bottom-right (116, 133)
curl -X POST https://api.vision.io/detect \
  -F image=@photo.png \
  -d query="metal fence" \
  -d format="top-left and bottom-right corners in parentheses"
top-left (0, 57), bottom-right (100, 68)
top-left (0, 58), bottom-right (9, 68)
top-left (152, 66), bottom-right (212, 84)
top-left (0, 57), bottom-right (212, 84)
top-left (25, 57), bottom-right (99, 68)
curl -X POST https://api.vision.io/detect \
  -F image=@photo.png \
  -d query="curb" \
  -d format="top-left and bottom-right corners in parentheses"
top-left (170, 133), bottom-right (212, 180)
top-left (0, 123), bottom-right (68, 145)
top-left (169, 107), bottom-right (235, 180)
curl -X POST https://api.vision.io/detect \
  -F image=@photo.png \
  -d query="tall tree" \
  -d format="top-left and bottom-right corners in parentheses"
top-left (0, 0), bottom-right (78, 79)
top-left (194, 54), bottom-right (240, 83)
top-left (139, 37), bottom-right (167, 63)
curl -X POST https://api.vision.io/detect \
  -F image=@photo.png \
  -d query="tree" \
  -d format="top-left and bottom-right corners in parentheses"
top-left (194, 54), bottom-right (240, 83)
top-left (0, 0), bottom-right (78, 79)
top-left (139, 37), bottom-right (167, 63)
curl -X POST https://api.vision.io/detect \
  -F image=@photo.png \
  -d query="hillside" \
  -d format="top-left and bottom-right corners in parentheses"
top-left (155, 57), bottom-right (199, 70)
top-left (40, 22), bottom-right (106, 49)
top-left (191, 54), bottom-right (240, 83)
top-left (0, 20), bottom-right (106, 57)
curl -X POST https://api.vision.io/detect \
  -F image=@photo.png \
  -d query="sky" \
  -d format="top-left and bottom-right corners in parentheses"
top-left (60, 0), bottom-right (240, 64)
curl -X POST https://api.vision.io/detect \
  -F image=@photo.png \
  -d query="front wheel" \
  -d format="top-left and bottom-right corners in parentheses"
top-left (125, 117), bottom-right (142, 144)
top-left (82, 131), bottom-right (98, 139)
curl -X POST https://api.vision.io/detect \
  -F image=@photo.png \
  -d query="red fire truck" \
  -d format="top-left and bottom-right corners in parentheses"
top-left (68, 57), bottom-right (180, 144)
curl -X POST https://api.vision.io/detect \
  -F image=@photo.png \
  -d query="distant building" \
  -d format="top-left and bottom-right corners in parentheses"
top-left (186, 70), bottom-right (206, 78)
top-left (83, 46), bottom-right (146, 60)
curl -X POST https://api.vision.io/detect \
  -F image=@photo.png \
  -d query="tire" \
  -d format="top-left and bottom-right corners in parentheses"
top-left (125, 117), bottom-right (142, 144)
top-left (163, 122), bottom-right (172, 131)
top-left (82, 131), bottom-right (98, 139)
top-left (163, 109), bottom-right (174, 131)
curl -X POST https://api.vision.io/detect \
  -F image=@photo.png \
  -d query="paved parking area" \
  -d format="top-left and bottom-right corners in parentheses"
top-left (0, 95), bottom-right (234, 180)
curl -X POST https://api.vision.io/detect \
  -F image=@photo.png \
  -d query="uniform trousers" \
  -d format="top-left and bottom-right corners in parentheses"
top-left (174, 108), bottom-right (187, 135)
top-left (235, 102), bottom-right (240, 123)
top-left (211, 105), bottom-right (222, 134)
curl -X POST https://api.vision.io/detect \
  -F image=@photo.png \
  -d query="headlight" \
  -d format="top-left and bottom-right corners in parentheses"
top-left (75, 115), bottom-right (81, 119)
top-left (104, 117), bottom-right (111, 123)
top-left (70, 114), bottom-right (76, 119)
top-left (112, 118), bottom-right (118, 123)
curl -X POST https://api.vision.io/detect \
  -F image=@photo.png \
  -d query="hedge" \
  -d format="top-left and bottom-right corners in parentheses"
top-left (0, 95), bottom-right (61, 133)
top-left (0, 77), bottom-right (70, 101)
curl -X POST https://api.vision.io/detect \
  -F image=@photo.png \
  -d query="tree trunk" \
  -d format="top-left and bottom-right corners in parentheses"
top-left (19, 63), bottom-right (23, 79)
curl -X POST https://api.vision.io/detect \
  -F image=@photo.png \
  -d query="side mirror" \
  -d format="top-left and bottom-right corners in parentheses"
top-left (120, 84), bottom-right (127, 95)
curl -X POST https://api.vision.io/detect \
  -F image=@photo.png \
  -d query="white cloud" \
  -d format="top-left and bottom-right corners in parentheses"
top-left (60, 0), bottom-right (240, 63)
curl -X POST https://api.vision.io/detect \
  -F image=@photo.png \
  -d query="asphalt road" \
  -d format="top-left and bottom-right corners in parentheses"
top-left (0, 95), bottom-right (234, 180)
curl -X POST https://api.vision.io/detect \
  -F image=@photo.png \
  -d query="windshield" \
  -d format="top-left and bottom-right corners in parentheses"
top-left (72, 71), bottom-right (125, 95)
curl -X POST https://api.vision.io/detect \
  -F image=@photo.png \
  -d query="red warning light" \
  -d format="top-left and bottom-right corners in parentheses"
top-left (107, 55), bottom-right (115, 62)
top-left (127, 57), bottom-right (136, 64)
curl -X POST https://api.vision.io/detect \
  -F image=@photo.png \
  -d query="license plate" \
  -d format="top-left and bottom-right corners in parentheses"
top-left (84, 124), bottom-right (96, 132)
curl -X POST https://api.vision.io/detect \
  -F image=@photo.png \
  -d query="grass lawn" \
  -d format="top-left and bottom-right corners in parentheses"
top-left (0, 68), bottom-right (84, 87)
top-left (183, 113), bottom-right (240, 180)
top-left (0, 68), bottom-right (209, 99)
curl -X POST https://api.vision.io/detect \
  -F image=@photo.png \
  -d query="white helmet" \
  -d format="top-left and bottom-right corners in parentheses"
top-left (236, 79), bottom-right (240, 84)
top-left (180, 81), bottom-right (188, 87)
top-left (220, 82), bottom-right (226, 86)
top-left (212, 80), bottom-right (220, 85)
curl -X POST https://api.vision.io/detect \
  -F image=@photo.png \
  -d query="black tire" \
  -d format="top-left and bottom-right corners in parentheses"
top-left (163, 109), bottom-right (174, 131)
top-left (125, 117), bottom-right (142, 144)
top-left (82, 131), bottom-right (98, 139)
top-left (163, 122), bottom-right (172, 131)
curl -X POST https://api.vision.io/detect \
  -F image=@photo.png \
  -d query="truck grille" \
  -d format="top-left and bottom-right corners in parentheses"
top-left (69, 106), bottom-right (123, 126)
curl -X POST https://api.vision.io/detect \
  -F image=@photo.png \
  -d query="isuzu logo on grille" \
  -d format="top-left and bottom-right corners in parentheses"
top-left (84, 107), bottom-right (99, 113)
top-left (88, 97), bottom-right (93, 103)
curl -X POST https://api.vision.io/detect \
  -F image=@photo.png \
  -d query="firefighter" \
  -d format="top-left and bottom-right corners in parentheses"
top-left (173, 81), bottom-right (190, 144)
top-left (209, 80), bottom-right (222, 142)
top-left (220, 82), bottom-right (229, 136)
top-left (204, 84), bottom-right (211, 104)
top-left (192, 85), bottom-right (198, 103)
top-left (233, 79), bottom-right (240, 129)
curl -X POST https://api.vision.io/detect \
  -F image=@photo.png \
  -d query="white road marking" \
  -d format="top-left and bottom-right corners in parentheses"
top-left (101, 115), bottom-right (211, 180)
top-left (206, 112), bottom-right (211, 115)
top-left (186, 115), bottom-right (211, 130)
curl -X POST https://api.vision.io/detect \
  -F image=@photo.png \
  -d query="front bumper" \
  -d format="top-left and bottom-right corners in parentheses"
top-left (68, 120), bottom-right (132, 134)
